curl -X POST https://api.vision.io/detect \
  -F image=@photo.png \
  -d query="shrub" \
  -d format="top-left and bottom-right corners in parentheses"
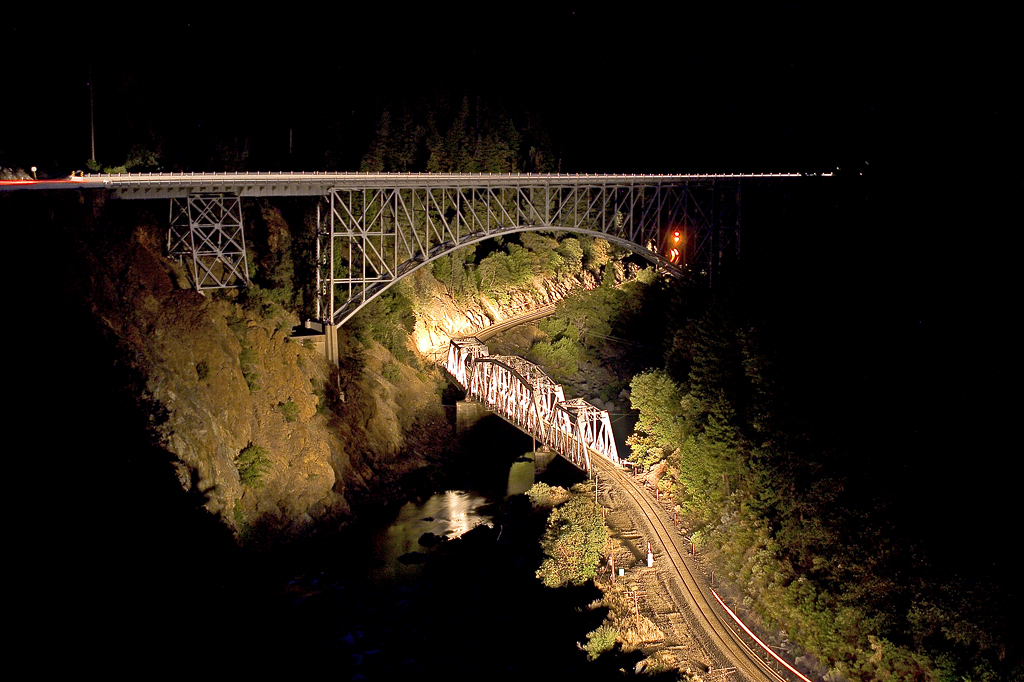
top-left (195, 361), bottom-right (209, 381)
top-left (536, 490), bottom-right (609, 588)
top-left (239, 347), bottom-right (260, 392)
top-left (526, 482), bottom-right (570, 509)
top-left (382, 362), bottom-right (402, 384)
top-left (236, 444), bottom-right (272, 488)
top-left (280, 400), bottom-right (299, 422)
top-left (239, 347), bottom-right (258, 372)
top-left (584, 625), bottom-right (618, 660)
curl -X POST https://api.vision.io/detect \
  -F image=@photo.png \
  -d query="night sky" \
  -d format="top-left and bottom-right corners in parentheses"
top-left (4, 6), bottom-right (1015, 175)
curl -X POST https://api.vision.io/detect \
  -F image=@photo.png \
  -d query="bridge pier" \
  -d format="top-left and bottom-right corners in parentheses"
top-left (324, 323), bottom-right (338, 365)
top-left (455, 399), bottom-right (489, 434)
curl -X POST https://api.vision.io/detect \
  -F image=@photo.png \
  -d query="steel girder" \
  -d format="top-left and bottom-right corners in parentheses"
top-left (168, 194), bottom-right (250, 290)
top-left (558, 398), bottom-right (620, 465)
top-left (445, 337), bottom-right (619, 473)
top-left (318, 179), bottom-right (741, 327)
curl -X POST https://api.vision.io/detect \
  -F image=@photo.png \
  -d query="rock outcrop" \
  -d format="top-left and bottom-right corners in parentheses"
top-left (69, 203), bottom-right (447, 544)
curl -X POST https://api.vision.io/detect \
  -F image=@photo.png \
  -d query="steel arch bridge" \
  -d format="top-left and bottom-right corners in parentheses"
top-left (315, 174), bottom-right (751, 328)
top-left (2, 171), bottom-right (813, 329)
top-left (446, 337), bottom-right (618, 474)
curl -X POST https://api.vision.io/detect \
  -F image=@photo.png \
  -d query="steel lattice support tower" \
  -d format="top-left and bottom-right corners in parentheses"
top-left (168, 194), bottom-right (250, 290)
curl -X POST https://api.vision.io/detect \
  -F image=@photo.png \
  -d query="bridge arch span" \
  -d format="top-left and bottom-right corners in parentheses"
top-left (322, 222), bottom-right (683, 328)
top-left (316, 178), bottom-right (740, 328)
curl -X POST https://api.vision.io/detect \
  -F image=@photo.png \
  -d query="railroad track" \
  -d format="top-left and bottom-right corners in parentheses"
top-left (440, 303), bottom-right (807, 680)
top-left (593, 456), bottom-right (795, 682)
top-left (474, 303), bottom-right (557, 341)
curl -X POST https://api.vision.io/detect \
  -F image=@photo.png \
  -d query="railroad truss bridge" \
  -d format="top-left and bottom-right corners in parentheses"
top-left (445, 336), bottom-right (618, 474)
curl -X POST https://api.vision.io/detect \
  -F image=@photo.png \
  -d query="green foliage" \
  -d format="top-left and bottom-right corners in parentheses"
top-left (556, 285), bottom-right (622, 349)
top-left (582, 237), bottom-right (611, 273)
top-left (226, 311), bottom-right (248, 339)
top-left (357, 289), bottom-right (417, 362)
top-left (280, 400), bottom-right (299, 422)
top-left (536, 489), bottom-right (609, 588)
top-left (361, 108), bottom-right (425, 172)
top-left (313, 382), bottom-right (328, 415)
top-left (431, 245), bottom-right (478, 299)
top-left (238, 346), bottom-right (260, 392)
top-left (250, 202), bottom-right (296, 311)
top-left (557, 237), bottom-right (584, 274)
top-left (236, 444), bottom-right (272, 488)
top-left (122, 144), bottom-right (160, 171)
top-left (360, 95), bottom-right (551, 174)
top-left (626, 370), bottom-right (689, 467)
top-left (634, 266), bottom-right (657, 285)
top-left (615, 294), bottom-right (1020, 682)
top-left (526, 482), bottom-right (570, 509)
top-left (584, 625), bottom-right (618, 660)
top-left (527, 337), bottom-right (580, 381)
top-left (477, 244), bottom-right (536, 303)
top-left (519, 232), bottom-right (564, 279)
top-left (382, 362), bottom-right (402, 384)
top-left (89, 144), bottom-right (162, 174)
top-left (244, 373), bottom-right (261, 392)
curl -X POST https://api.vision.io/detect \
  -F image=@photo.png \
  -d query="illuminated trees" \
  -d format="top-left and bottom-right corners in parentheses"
top-left (536, 489), bottom-right (610, 588)
top-left (625, 370), bottom-right (689, 468)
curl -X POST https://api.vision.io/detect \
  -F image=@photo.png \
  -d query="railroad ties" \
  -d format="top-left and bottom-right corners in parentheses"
top-left (445, 337), bottom-right (619, 473)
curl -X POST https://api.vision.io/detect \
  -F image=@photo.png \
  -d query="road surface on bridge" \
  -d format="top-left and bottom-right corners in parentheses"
top-left (594, 455), bottom-right (806, 682)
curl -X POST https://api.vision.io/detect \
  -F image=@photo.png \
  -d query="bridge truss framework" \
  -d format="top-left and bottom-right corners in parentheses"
top-left (317, 175), bottom-right (744, 327)
top-left (168, 194), bottom-right (250, 289)
top-left (28, 171), bottom-right (815, 327)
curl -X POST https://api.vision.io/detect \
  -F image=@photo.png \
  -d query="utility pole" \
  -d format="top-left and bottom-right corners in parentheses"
top-left (88, 62), bottom-right (96, 163)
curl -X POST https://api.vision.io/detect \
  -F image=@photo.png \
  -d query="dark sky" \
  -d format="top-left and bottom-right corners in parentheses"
top-left (4, 6), bottom-right (1017, 175)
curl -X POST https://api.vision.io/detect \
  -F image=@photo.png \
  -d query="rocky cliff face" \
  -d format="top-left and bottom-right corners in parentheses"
top-left (60, 197), bottom-right (447, 544)
top-left (405, 264), bottom-right (614, 353)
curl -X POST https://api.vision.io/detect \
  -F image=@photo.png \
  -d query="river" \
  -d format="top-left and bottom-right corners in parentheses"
top-left (266, 412), bottom-right (643, 679)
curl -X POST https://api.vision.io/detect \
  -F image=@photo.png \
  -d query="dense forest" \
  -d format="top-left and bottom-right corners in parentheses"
top-left (510, 259), bottom-right (1015, 681)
